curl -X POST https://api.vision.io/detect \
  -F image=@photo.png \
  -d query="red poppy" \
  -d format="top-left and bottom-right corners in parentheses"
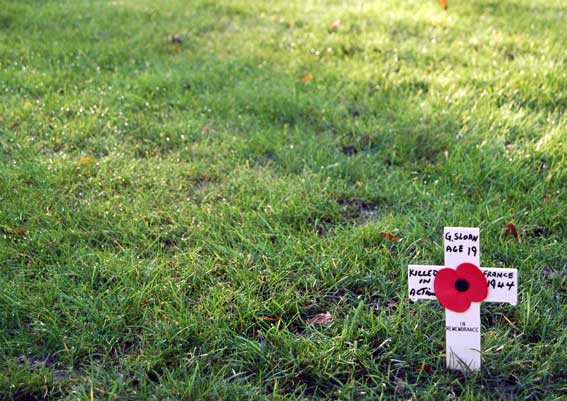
top-left (434, 263), bottom-right (488, 313)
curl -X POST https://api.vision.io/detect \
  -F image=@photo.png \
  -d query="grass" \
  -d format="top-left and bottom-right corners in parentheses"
top-left (1, 0), bottom-right (566, 399)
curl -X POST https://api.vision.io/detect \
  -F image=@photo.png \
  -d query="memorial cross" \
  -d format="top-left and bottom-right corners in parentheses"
top-left (408, 227), bottom-right (518, 371)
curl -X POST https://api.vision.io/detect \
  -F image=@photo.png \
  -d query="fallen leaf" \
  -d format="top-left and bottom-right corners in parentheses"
top-left (414, 363), bottom-right (434, 374)
top-left (439, 0), bottom-right (448, 10)
top-left (202, 125), bottom-right (211, 135)
top-left (380, 232), bottom-right (400, 242)
top-left (302, 73), bottom-right (313, 83)
top-left (306, 311), bottom-right (332, 325)
top-left (79, 155), bottom-right (93, 164)
top-left (329, 19), bottom-right (341, 33)
top-left (504, 223), bottom-right (518, 239)
top-left (262, 316), bottom-right (282, 322)
top-left (14, 229), bottom-right (26, 235)
top-left (543, 195), bottom-right (551, 204)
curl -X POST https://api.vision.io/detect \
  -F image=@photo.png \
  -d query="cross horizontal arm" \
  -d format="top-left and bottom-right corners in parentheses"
top-left (408, 265), bottom-right (518, 305)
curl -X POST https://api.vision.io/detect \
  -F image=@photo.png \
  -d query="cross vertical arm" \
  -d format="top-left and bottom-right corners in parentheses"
top-left (444, 227), bottom-right (482, 371)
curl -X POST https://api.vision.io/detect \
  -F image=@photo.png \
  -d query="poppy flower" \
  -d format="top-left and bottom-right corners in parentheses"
top-left (434, 263), bottom-right (488, 313)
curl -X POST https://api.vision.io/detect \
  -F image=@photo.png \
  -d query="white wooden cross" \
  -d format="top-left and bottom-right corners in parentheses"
top-left (408, 227), bottom-right (518, 371)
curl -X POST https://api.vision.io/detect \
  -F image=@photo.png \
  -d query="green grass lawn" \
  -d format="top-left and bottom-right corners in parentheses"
top-left (1, 0), bottom-right (566, 399)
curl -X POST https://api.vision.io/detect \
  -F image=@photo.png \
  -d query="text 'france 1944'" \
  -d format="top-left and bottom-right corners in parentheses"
top-left (485, 270), bottom-right (516, 292)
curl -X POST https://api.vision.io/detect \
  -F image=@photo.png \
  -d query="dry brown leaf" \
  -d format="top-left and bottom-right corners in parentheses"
top-left (504, 223), bottom-right (519, 239)
top-left (543, 195), bottom-right (551, 204)
top-left (262, 316), bottom-right (283, 322)
top-left (79, 155), bottom-right (93, 164)
top-left (306, 312), bottom-right (332, 325)
top-left (414, 363), bottom-right (434, 374)
top-left (329, 19), bottom-right (341, 33)
top-left (14, 229), bottom-right (26, 235)
top-left (380, 232), bottom-right (400, 242)
top-left (302, 73), bottom-right (313, 83)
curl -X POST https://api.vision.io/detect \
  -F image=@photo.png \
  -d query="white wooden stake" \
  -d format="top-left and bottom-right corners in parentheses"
top-left (408, 227), bottom-right (518, 372)
top-left (444, 227), bottom-right (481, 371)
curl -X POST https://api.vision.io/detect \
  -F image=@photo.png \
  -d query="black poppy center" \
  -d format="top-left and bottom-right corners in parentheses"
top-left (455, 278), bottom-right (469, 292)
